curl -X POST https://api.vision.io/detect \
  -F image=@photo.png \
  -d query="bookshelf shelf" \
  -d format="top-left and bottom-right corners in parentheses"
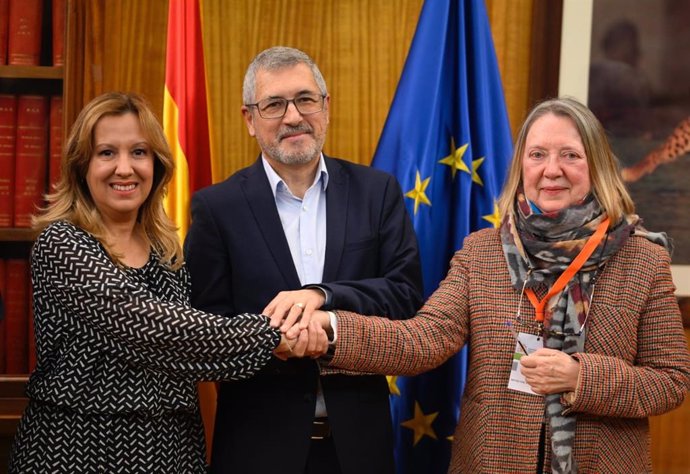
top-left (0, 66), bottom-right (64, 80)
top-left (0, 376), bottom-right (28, 437)
top-left (0, 376), bottom-right (28, 398)
top-left (0, 228), bottom-right (38, 242)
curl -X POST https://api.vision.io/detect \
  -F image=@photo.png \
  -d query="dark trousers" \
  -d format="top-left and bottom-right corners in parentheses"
top-left (305, 437), bottom-right (343, 474)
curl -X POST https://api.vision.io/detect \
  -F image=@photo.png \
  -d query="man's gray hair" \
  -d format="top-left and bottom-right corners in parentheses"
top-left (243, 46), bottom-right (328, 105)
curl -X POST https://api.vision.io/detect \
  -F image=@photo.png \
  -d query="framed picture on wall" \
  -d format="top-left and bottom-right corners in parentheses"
top-left (560, 0), bottom-right (690, 295)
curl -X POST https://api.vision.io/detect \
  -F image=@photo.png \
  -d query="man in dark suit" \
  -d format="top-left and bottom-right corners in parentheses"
top-left (184, 46), bottom-right (423, 474)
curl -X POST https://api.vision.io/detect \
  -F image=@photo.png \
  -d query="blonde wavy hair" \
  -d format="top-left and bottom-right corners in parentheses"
top-left (497, 97), bottom-right (635, 224)
top-left (33, 92), bottom-right (183, 269)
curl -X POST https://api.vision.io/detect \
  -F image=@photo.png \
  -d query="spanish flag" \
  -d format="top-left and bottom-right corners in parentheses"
top-left (163, 0), bottom-right (216, 462)
top-left (163, 0), bottom-right (212, 240)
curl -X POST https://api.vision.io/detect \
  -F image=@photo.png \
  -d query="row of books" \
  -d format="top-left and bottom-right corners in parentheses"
top-left (0, 94), bottom-right (62, 227)
top-left (0, 258), bottom-right (35, 374)
top-left (0, 0), bottom-right (65, 67)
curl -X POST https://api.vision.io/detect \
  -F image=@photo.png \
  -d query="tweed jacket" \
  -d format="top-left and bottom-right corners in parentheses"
top-left (332, 228), bottom-right (690, 473)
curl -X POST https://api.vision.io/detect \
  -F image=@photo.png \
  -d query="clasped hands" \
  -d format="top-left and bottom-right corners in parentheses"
top-left (264, 289), bottom-right (331, 360)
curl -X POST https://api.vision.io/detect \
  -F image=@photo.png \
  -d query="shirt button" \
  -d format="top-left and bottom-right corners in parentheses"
top-left (305, 249), bottom-right (313, 256)
top-left (302, 206), bottom-right (308, 212)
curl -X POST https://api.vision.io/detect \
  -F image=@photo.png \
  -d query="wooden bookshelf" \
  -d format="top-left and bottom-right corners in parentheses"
top-left (0, 2), bottom-right (65, 469)
top-left (0, 66), bottom-right (63, 80)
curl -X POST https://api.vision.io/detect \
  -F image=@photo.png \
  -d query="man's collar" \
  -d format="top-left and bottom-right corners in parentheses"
top-left (261, 154), bottom-right (329, 198)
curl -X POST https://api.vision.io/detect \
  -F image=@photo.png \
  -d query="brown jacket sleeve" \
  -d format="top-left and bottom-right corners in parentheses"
top-left (331, 232), bottom-right (473, 375)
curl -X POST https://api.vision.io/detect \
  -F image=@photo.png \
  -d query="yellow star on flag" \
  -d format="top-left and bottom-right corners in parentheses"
top-left (386, 375), bottom-right (401, 396)
top-left (405, 170), bottom-right (431, 214)
top-left (471, 156), bottom-right (485, 186)
top-left (439, 140), bottom-right (470, 179)
top-left (401, 401), bottom-right (438, 446)
top-left (482, 201), bottom-right (501, 228)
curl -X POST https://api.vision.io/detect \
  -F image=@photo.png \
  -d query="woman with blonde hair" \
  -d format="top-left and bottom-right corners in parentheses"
top-left (9, 92), bottom-right (322, 473)
top-left (305, 97), bottom-right (690, 473)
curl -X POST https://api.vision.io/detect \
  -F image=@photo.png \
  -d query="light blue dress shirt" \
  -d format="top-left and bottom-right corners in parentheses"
top-left (261, 155), bottom-right (329, 286)
top-left (261, 155), bottom-right (330, 418)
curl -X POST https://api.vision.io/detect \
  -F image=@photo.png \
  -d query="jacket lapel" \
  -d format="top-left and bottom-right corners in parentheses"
top-left (323, 156), bottom-right (348, 282)
top-left (241, 158), bottom-right (301, 287)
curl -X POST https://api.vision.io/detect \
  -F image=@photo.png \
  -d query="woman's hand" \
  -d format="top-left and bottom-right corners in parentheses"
top-left (273, 334), bottom-right (296, 361)
top-left (273, 319), bottom-right (329, 360)
top-left (519, 348), bottom-right (580, 395)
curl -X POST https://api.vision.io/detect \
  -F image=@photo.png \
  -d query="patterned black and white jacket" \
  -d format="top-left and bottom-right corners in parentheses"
top-left (9, 220), bottom-right (280, 473)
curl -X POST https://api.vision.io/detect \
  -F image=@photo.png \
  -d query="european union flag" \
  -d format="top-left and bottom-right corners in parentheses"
top-left (371, 0), bottom-right (513, 472)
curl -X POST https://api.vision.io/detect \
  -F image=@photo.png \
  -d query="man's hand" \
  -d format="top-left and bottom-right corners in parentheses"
top-left (263, 289), bottom-right (326, 333)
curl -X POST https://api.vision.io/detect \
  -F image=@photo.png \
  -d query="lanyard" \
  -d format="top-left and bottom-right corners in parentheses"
top-left (524, 217), bottom-right (610, 322)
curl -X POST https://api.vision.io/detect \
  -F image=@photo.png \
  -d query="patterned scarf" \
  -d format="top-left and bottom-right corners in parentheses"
top-left (500, 191), bottom-right (670, 473)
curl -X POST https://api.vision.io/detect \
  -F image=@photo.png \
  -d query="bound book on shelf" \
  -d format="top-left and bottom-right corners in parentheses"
top-left (13, 94), bottom-right (48, 227)
top-left (7, 0), bottom-right (42, 66)
top-left (0, 0), bottom-right (8, 65)
top-left (4, 258), bottom-right (29, 374)
top-left (0, 258), bottom-right (6, 373)
top-left (48, 95), bottom-right (62, 188)
top-left (51, 0), bottom-right (65, 66)
top-left (0, 94), bottom-right (16, 227)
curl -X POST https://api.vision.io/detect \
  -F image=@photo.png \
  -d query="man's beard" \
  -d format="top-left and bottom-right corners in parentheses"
top-left (260, 124), bottom-right (326, 165)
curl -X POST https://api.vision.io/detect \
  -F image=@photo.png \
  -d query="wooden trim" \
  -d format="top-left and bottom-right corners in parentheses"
top-left (528, 0), bottom-right (563, 107)
top-left (63, 0), bottom-right (87, 134)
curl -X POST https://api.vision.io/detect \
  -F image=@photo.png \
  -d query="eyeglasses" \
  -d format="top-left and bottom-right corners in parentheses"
top-left (515, 279), bottom-right (595, 338)
top-left (245, 93), bottom-right (326, 119)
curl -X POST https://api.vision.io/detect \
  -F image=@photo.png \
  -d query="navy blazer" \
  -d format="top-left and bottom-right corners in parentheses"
top-left (185, 156), bottom-right (423, 474)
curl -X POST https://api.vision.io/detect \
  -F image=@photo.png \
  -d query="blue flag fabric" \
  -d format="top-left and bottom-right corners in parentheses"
top-left (371, 0), bottom-right (513, 472)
